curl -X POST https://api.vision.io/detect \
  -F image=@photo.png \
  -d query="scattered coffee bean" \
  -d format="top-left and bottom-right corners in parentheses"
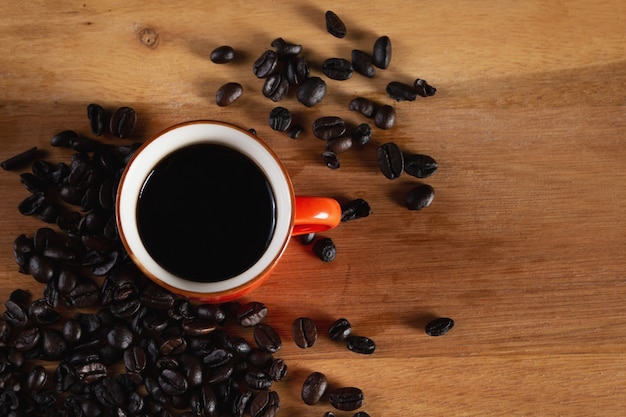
top-left (87, 103), bottom-right (106, 136)
top-left (313, 237), bottom-right (336, 262)
top-left (109, 106), bottom-right (137, 138)
top-left (351, 123), bottom-right (372, 145)
top-left (271, 37), bottom-right (302, 56)
top-left (372, 35), bottom-right (392, 69)
top-left (346, 335), bottom-right (376, 354)
top-left (288, 125), bottom-right (304, 139)
top-left (301, 371), bottom-right (328, 405)
top-left (285, 55), bottom-right (310, 86)
top-left (328, 387), bottom-right (364, 411)
top-left (253, 50), bottom-right (279, 78)
top-left (326, 136), bottom-right (353, 154)
top-left (50, 130), bottom-right (77, 148)
top-left (254, 323), bottom-right (282, 353)
top-left (352, 50), bottom-right (376, 78)
top-left (237, 301), bottom-right (268, 327)
top-left (328, 318), bottom-right (352, 341)
top-left (291, 317), bottom-right (317, 348)
top-left (405, 183), bottom-right (435, 210)
top-left (268, 358), bottom-right (288, 381)
top-left (414, 78), bottom-right (437, 97)
top-left (377, 142), bottom-right (404, 179)
top-left (386, 81), bottom-right (417, 102)
top-left (322, 151), bottom-right (340, 170)
top-left (268, 107), bottom-right (292, 131)
top-left (313, 116), bottom-right (346, 140)
top-left (404, 153), bottom-right (438, 178)
top-left (322, 58), bottom-right (353, 80)
top-left (341, 199), bottom-right (371, 222)
top-left (216, 82), bottom-right (243, 107)
top-left (297, 76), bottom-right (327, 107)
top-left (349, 97), bottom-right (376, 118)
top-left (325, 10), bottom-right (347, 38)
top-left (1, 147), bottom-right (38, 171)
top-left (354, 412), bottom-right (371, 417)
top-left (373, 104), bottom-right (396, 129)
top-left (262, 73), bottom-right (290, 102)
top-left (210, 45), bottom-right (236, 64)
top-left (425, 317), bottom-right (455, 336)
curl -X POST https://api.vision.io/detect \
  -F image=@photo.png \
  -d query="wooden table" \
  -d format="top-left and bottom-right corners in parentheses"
top-left (1, 1), bottom-right (625, 415)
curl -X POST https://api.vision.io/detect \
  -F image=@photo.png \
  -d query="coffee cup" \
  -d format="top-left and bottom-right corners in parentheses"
top-left (116, 120), bottom-right (341, 302)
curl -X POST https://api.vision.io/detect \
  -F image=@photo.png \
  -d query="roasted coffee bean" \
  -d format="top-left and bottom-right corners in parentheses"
top-left (0, 320), bottom-right (11, 346)
top-left (29, 299), bottom-right (61, 325)
top-left (313, 237), bottom-right (336, 262)
top-left (123, 346), bottom-right (147, 373)
top-left (271, 37), bottom-right (302, 56)
top-left (232, 390), bottom-right (253, 417)
top-left (285, 55), bottom-right (310, 86)
top-left (346, 335), bottom-right (376, 354)
top-left (268, 106), bottom-right (292, 132)
top-left (262, 73), bottom-right (289, 102)
top-left (159, 369), bottom-right (188, 396)
top-left (237, 302), bottom-right (268, 327)
top-left (216, 82), bottom-right (243, 107)
top-left (373, 35), bottom-right (392, 69)
top-left (37, 202), bottom-right (61, 224)
top-left (291, 317), bottom-right (317, 348)
top-left (425, 317), bottom-right (455, 336)
top-left (62, 318), bottom-right (82, 344)
top-left (349, 97), bottom-right (376, 118)
top-left (301, 371), bottom-right (327, 405)
top-left (296, 76), bottom-right (326, 107)
top-left (324, 413), bottom-right (337, 417)
top-left (373, 104), bottom-right (396, 130)
top-left (247, 348), bottom-right (274, 369)
top-left (41, 329), bottom-right (67, 360)
top-left (245, 369), bottom-right (273, 390)
top-left (404, 153), bottom-right (438, 178)
top-left (87, 103), bottom-right (106, 136)
top-left (322, 58), bottom-right (353, 80)
top-left (210, 45), bottom-right (235, 64)
top-left (1, 146), bottom-right (38, 171)
top-left (352, 50), bottom-right (376, 78)
top-left (326, 136), bottom-right (353, 154)
top-left (405, 183), bottom-right (435, 210)
top-left (341, 199), bottom-right (371, 222)
top-left (288, 125), bottom-right (303, 139)
top-left (414, 78), bottom-right (437, 97)
top-left (26, 365), bottom-right (48, 392)
top-left (13, 327), bottom-right (40, 351)
top-left (328, 387), bottom-right (364, 411)
top-left (106, 324), bottom-right (134, 350)
top-left (253, 50), bottom-right (278, 78)
top-left (109, 107), bottom-right (137, 138)
top-left (322, 151), bottom-right (340, 170)
top-left (197, 304), bottom-right (226, 323)
top-left (300, 232), bottom-right (315, 245)
top-left (50, 130), bottom-right (78, 147)
top-left (354, 412), bottom-right (371, 417)
top-left (20, 172), bottom-right (47, 194)
top-left (4, 299), bottom-right (29, 327)
top-left (18, 193), bottom-right (47, 216)
top-left (203, 348), bottom-right (233, 368)
top-left (254, 323), bottom-right (281, 353)
top-left (386, 81), bottom-right (417, 102)
top-left (313, 116), bottom-right (346, 140)
top-left (268, 358), bottom-right (287, 381)
top-left (325, 10), bottom-right (347, 38)
top-left (377, 142), bottom-right (404, 179)
top-left (95, 377), bottom-right (126, 407)
top-left (250, 389), bottom-right (280, 417)
top-left (328, 318), bottom-right (352, 341)
top-left (351, 123), bottom-right (371, 146)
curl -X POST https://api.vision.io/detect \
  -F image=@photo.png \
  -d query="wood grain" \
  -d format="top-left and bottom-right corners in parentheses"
top-left (1, 1), bottom-right (625, 415)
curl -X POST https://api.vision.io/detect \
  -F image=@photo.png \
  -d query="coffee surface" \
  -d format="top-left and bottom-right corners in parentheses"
top-left (137, 144), bottom-right (276, 282)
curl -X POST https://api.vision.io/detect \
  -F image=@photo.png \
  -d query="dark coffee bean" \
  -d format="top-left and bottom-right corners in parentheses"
top-left (1, 146), bottom-right (38, 170)
top-left (313, 116), bottom-right (346, 140)
top-left (386, 81), bottom-right (417, 102)
top-left (29, 299), bottom-right (61, 325)
top-left (268, 358), bottom-right (287, 381)
top-left (232, 390), bottom-right (253, 417)
top-left (285, 55), bottom-right (310, 85)
top-left (210, 45), bottom-right (235, 64)
top-left (373, 35), bottom-right (392, 69)
top-left (301, 371), bottom-right (327, 405)
top-left (0, 320), bottom-right (11, 346)
top-left (325, 10), bottom-right (347, 38)
top-left (26, 365), bottom-right (48, 392)
top-left (182, 318), bottom-right (217, 337)
top-left (351, 50), bottom-right (376, 78)
top-left (271, 37), bottom-right (302, 56)
top-left (262, 73), bottom-right (289, 102)
top-left (247, 348), bottom-right (274, 369)
top-left (425, 317), bottom-right (455, 336)
top-left (268, 106), bottom-right (292, 132)
top-left (106, 324), bottom-right (134, 350)
top-left (313, 237), bottom-right (336, 262)
top-left (324, 413), bottom-right (337, 417)
top-left (203, 348), bottom-right (233, 368)
top-left (341, 199), bottom-right (371, 222)
top-left (328, 387), bottom-right (364, 411)
top-left (414, 78), bottom-right (437, 97)
top-left (160, 336), bottom-right (187, 356)
top-left (28, 254), bottom-right (58, 283)
top-left (288, 125), bottom-right (304, 139)
top-left (328, 318), bottom-right (352, 341)
top-left (197, 304), bottom-right (226, 322)
top-left (123, 346), bottom-right (147, 373)
top-left (405, 183), bottom-right (435, 210)
top-left (373, 104), bottom-right (396, 129)
top-left (250, 389), bottom-right (280, 417)
top-left (404, 153), bottom-right (438, 178)
top-left (253, 50), bottom-right (278, 78)
top-left (354, 412), bottom-right (371, 417)
top-left (346, 335), bottom-right (376, 354)
top-left (377, 142), bottom-right (404, 179)
top-left (159, 369), bottom-right (188, 396)
top-left (109, 107), bottom-right (137, 138)
top-left (216, 82), bottom-right (243, 107)
top-left (87, 103), bottom-right (106, 136)
top-left (94, 377), bottom-right (126, 407)
top-left (326, 136), bottom-right (353, 154)
top-left (13, 327), bottom-right (40, 351)
top-left (291, 317), bottom-right (317, 349)
top-left (322, 151), bottom-right (340, 170)
top-left (254, 323), bottom-right (281, 353)
top-left (65, 279), bottom-right (100, 308)
top-left (349, 97), bottom-right (376, 118)
top-left (50, 130), bottom-right (78, 147)
top-left (62, 318), bottom-right (82, 343)
top-left (18, 193), bottom-right (47, 216)
top-left (322, 58), bottom-right (353, 80)
top-left (20, 172), bottom-right (47, 194)
top-left (41, 329), bottom-right (67, 360)
top-left (245, 369), bottom-right (273, 390)
top-left (296, 76), bottom-right (326, 107)
top-left (351, 123), bottom-right (372, 146)
top-left (37, 202), bottom-right (62, 224)
top-left (237, 302), bottom-right (268, 327)
top-left (300, 232), bottom-right (315, 245)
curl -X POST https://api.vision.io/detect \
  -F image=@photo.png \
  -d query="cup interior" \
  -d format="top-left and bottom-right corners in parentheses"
top-left (116, 121), bottom-right (294, 297)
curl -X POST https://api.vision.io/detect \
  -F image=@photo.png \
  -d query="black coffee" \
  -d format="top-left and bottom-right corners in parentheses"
top-left (137, 144), bottom-right (276, 282)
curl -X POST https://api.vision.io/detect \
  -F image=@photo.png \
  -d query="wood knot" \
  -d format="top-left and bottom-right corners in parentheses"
top-left (138, 27), bottom-right (159, 48)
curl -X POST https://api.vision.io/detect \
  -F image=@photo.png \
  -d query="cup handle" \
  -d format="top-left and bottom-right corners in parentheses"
top-left (292, 196), bottom-right (342, 236)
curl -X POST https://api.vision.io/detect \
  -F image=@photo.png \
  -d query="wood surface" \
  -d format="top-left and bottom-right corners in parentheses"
top-left (1, 1), bottom-right (625, 416)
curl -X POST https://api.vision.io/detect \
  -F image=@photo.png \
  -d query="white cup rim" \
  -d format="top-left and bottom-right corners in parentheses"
top-left (116, 120), bottom-right (295, 296)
